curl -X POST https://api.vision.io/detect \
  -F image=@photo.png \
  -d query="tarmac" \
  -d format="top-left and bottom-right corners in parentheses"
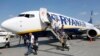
top-left (0, 37), bottom-right (100, 56)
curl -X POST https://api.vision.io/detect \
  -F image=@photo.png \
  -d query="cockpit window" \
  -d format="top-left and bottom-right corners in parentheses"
top-left (18, 14), bottom-right (35, 18)
top-left (30, 14), bottom-right (35, 18)
top-left (25, 14), bottom-right (30, 18)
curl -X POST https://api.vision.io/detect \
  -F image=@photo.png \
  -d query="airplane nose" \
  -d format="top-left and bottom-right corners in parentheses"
top-left (1, 20), bottom-right (7, 28)
top-left (1, 17), bottom-right (22, 32)
top-left (1, 18), bottom-right (15, 30)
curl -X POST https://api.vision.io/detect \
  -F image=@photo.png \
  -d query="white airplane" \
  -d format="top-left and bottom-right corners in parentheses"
top-left (1, 8), bottom-right (100, 40)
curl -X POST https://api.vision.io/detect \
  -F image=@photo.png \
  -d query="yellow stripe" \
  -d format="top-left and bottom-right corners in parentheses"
top-left (64, 25), bottom-right (86, 29)
top-left (97, 34), bottom-right (100, 36)
top-left (17, 26), bottom-right (86, 34)
top-left (17, 29), bottom-right (43, 34)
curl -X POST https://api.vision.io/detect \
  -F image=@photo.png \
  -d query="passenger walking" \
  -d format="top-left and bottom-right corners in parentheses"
top-left (23, 34), bottom-right (28, 46)
top-left (33, 40), bottom-right (39, 55)
top-left (60, 25), bottom-right (70, 51)
top-left (25, 33), bottom-right (35, 56)
top-left (51, 18), bottom-right (61, 33)
top-left (60, 25), bottom-right (65, 51)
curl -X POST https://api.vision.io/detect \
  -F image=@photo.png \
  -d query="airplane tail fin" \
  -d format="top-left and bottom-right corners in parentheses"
top-left (88, 10), bottom-right (93, 24)
top-left (88, 18), bottom-right (93, 24)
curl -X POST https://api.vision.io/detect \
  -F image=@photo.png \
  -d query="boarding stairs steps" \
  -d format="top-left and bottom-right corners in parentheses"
top-left (46, 27), bottom-right (61, 41)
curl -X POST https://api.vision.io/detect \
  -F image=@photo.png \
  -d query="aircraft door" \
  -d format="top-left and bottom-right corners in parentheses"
top-left (39, 8), bottom-right (51, 30)
top-left (39, 8), bottom-right (50, 23)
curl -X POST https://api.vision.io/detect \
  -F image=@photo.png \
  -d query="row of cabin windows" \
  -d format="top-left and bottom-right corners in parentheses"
top-left (18, 14), bottom-right (35, 18)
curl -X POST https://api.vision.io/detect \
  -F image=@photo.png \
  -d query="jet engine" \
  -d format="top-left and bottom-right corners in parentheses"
top-left (87, 29), bottom-right (97, 38)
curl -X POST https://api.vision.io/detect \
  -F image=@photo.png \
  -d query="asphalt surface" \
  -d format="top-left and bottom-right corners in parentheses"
top-left (0, 37), bottom-right (100, 56)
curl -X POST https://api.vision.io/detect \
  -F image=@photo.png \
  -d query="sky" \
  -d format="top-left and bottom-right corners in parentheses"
top-left (0, 0), bottom-right (100, 25)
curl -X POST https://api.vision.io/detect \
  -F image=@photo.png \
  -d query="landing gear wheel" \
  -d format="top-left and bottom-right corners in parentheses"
top-left (87, 36), bottom-right (96, 41)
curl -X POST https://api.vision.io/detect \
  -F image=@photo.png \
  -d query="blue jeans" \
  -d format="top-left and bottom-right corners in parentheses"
top-left (26, 43), bottom-right (33, 55)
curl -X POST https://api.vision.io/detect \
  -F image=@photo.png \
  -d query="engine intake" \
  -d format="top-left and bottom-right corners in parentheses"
top-left (87, 29), bottom-right (97, 37)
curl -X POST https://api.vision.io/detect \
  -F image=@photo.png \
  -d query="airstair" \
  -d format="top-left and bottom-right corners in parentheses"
top-left (39, 8), bottom-right (70, 50)
top-left (46, 27), bottom-right (61, 41)
top-left (46, 27), bottom-right (70, 51)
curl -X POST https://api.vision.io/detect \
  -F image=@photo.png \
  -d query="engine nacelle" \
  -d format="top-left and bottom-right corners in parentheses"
top-left (87, 29), bottom-right (97, 38)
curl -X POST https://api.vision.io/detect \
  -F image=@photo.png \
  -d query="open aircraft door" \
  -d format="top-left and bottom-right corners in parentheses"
top-left (39, 8), bottom-right (50, 30)
top-left (39, 8), bottom-right (50, 23)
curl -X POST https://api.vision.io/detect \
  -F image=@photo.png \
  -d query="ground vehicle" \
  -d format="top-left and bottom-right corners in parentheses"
top-left (0, 30), bottom-right (14, 47)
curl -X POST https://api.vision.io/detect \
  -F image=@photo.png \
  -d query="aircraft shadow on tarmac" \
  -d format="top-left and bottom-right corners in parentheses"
top-left (38, 39), bottom-right (59, 45)
top-left (39, 48), bottom-right (73, 56)
top-left (38, 39), bottom-right (73, 56)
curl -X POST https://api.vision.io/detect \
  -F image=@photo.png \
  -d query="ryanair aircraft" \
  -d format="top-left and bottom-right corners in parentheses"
top-left (1, 8), bottom-right (100, 40)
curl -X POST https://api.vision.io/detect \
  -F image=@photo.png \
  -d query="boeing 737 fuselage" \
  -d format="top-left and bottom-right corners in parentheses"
top-left (1, 8), bottom-right (100, 39)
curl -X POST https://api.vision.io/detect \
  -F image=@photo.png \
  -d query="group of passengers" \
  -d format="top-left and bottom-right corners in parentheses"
top-left (22, 18), bottom-right (69, 56)
top-left (51, 18), bottom-right (70, 51)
